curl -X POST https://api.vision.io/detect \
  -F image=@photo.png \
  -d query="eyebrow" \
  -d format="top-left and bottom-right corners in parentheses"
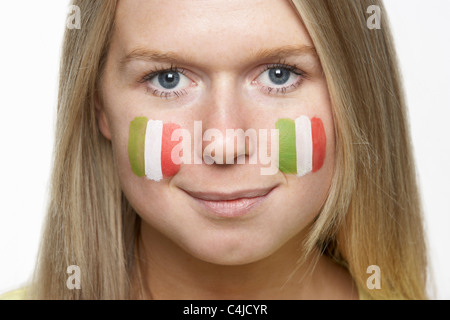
top-left (120, 45), bottom-right (318, 68)
top-left (253, 45), bottom-right (317, 61)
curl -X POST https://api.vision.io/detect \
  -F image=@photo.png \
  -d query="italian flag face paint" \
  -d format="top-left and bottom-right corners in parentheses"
top-left (276, 116), bottom-right (326, 177)
top-left (128, 117), bottom-right (181, 181)
top-left (129, 116), bottom-right (325, 179)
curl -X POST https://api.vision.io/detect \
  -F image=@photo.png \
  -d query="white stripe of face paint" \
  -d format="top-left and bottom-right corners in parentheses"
top-left (145, 120), bottom-right (163, 181)
top-left (295, 116), bottom-right (313, 177)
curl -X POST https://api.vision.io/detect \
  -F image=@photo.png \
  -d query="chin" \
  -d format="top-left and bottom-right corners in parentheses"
top-left (178, 230), bottom-right (285, 266)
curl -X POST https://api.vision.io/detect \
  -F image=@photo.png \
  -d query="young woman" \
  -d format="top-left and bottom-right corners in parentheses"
top-left (8, 0), bottom-right (428, 299)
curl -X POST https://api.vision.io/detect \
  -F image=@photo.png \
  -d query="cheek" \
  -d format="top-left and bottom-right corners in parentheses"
top-left (128, 117), bottom-right (181, 181)
top-left (126, 115), bottom-right (329, 181)
top-left (276, 116), bottom-right (327, 177)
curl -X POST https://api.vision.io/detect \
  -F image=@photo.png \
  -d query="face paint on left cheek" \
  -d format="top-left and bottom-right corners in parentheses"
top-left (276, 116), bottom-right (326, 177)
top-left (128, 117), bottom-right (181, 181)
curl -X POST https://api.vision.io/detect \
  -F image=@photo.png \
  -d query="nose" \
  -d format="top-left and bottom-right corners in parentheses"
top-left (194, 77), bottom-right (257, 166)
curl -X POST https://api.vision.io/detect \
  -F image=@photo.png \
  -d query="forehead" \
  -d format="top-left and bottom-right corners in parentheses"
top-left (113, 0), bottom-right (313, 68)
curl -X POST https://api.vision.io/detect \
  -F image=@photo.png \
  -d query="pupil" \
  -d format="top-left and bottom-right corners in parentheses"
top-left (158, 72), bottom-right (180, 89)
top-left (269, 68), bottom-right (290, 85)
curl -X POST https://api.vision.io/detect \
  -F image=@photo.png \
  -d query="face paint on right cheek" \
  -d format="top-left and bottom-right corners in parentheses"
top-left (276, 116), bottom-right (326, 177)
top-left (128, 117), bottom-right (181, 181)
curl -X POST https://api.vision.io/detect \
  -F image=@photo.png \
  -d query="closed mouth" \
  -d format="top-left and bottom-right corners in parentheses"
top-left (182, 187), bottom-right (276, 218)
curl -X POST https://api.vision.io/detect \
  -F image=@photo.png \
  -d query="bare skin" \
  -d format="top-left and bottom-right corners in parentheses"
top-left (97, 0), bottom-right (358, 299)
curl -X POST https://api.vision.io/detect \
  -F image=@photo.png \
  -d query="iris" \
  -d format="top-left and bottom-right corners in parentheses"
top-left (157, 71), bottom-right (180, 89)
top-left (268, 68), bottom-right (290, 85)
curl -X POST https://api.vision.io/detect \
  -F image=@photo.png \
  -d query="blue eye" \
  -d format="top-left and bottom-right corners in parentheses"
top-left (156, 71), bottom-right (181, 89)
top-left (268, 68), bottom-right (291, 85)
top-left (256, 64), bottom-right (304, 94)
top-left (144, 67), bottom-right (192, 96)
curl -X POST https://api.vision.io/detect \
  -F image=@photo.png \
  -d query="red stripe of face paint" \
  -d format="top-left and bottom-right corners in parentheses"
top-left (311, 117), bottom-right (326, 172)
top-left (161, 123), bottom-right (181, 178)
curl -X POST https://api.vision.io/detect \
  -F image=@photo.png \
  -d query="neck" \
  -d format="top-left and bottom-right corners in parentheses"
top-left (136, 222), bottom-right (357, 300)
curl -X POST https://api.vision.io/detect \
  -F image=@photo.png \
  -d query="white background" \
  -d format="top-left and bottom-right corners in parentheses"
top-left (0, 1), bottom-right (449, 299)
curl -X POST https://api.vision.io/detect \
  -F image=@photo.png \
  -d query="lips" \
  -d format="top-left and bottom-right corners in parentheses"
top-left (183, 187), bottom-right (276, 218)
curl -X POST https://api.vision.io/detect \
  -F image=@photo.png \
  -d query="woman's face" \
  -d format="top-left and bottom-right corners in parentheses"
top-left (98, 0), bottom-right (335, 265)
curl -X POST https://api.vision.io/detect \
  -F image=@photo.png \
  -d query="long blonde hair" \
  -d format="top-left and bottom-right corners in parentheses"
top-left (30, 0), bottom-right (427, 299)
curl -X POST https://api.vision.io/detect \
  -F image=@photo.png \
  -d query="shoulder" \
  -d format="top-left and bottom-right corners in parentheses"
top-left (0, 288), bottom-right (28, 300)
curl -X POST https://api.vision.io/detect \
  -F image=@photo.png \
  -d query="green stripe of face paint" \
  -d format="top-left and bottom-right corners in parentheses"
top-left (128, 117), bottom-right (148, 177)
top-left (276, 119), bottom-right (297, 174)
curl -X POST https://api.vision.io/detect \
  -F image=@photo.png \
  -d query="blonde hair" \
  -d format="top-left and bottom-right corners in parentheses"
top-left (30, 0), bottom-right (427, 299)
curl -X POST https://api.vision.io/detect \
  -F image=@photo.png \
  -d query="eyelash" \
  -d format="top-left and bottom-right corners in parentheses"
top-left (139, 62), bottom-right (306, 99)
top-left (139, 65), bottom-right (189, 99)
top-left (255, 62), bottom-right (305, 95)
